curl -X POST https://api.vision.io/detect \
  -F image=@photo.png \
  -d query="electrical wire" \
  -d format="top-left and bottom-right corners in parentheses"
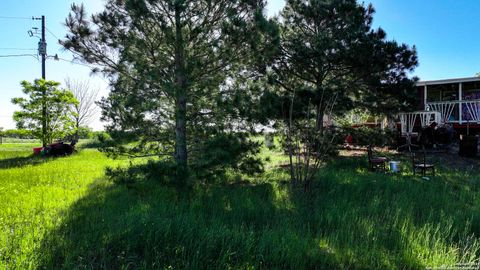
top-left (0, 48), bottom-right (36, 51)
top-left (46, 28), bottom-right (93, 65)
top-left (46, 29), bottom-right (103, 72)
top-left (37, 28), bottom-right (110, 85)
top-left (0, 16), bottom-right (32, 20)
top-left (0, 54), bottom-right (38, 59)
top-left (56, 57), bottom-right (111, 85)
top-left (57, 57), bottom-right (95, 68)
top-left (46, 27), bottom-right (60, 40)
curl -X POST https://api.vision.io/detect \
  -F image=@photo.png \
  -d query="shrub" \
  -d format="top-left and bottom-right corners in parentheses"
top-left (341, 126), bottom-right (399, 147)
top-left (190, 133), bottom-right (264, 181)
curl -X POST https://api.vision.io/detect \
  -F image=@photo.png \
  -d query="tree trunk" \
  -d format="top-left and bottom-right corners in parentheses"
top-left (287, 96), bottom-right (296, 186)
top-left (75, 121), bottom-right (80, 142)
top-left (315, 103), bottom-right (324, 133)
top-left (42, 86), bottom-right (47, 147)
top-left (174, 5), bottom-right (188, 183)
top-left (315, 82), bottom-right (325, 133)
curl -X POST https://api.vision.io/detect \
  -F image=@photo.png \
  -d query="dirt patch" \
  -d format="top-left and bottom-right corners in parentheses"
top-left (339, 149), bottom-right (366, 157)
top-left (430, 152), bottom-right (480, 173)
top-left (340, 144), bottom-right (480, 174)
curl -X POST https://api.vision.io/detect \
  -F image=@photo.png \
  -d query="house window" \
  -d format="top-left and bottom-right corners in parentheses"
top-left (462, 81), bottom-right (480, 121)
top-left (427, 83), bottom-right (459, 102)
top-left (426, 86), bottom-right (441, 102)
top-left (462, 81), bottom-right (480, 100)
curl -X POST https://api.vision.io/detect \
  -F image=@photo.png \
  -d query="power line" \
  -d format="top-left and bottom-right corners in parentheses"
top-left (0, 48), bottom-right (36, 51)
top-left (57, 58), bottom-right (111, 85)
top-left (35, 26), bottom-right (110, 85)
top-left (0, 16), bottom-right (31, 20)
top-left (57, 57), bottom-right (95, 68)
top-left (46, 27), bottom-right (60, 40)
top-left (0, 54), bottom-right (38, 59)
top-left (45, 28), bottom-right (89, 65)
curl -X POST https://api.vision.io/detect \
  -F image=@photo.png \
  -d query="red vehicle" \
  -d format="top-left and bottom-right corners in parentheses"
top-left (33, 141), bottom-right (76, 157)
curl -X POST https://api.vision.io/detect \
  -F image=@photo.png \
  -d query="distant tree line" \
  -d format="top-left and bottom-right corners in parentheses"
top-left (0, 129), bottom-right (35, 139)
top-left (0, 127), bottom-right (103, 140)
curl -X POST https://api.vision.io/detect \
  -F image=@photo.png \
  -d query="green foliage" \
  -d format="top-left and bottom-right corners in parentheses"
top-left (1, 129), bottom-right (35, 139)
top-left (76, 126), bottom-right (94, 139)
top-left (280, 123), bottom-right (340, 159)
top-left (102, 133), bottom-right (264, 185)
top-left (63, 0), bottom-right (277, 183)
top-left (265, 0), bottom-right (419, 125)
top-left (342, 126), bottom-right (399, 147)
top-left (0, 144), bottom-right (128, 269)
top-left (335, 109), bottom-right (373, 127)
top-left (65, 126), bottom-right (95, 141)
top-left (11, 79), bottom-right (78, 145)
top-left (3, 144), bottom-right (480, 269)
top-left (90, 131), bottom-right (109, 142)
top-left (260, 0), bottom-right (418, 185)
top-left (105, 159), bottom-right (178, 186)
top-left (190, 133), bottom-right (264, 180)
top-left (76, 131), bottom-right (113, 149)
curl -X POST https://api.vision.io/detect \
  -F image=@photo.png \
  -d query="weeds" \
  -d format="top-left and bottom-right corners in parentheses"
top-left (1, 143), bottom-right (480, 269)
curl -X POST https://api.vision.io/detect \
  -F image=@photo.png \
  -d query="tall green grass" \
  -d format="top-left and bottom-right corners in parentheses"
top-left (1, 142), bottom-right (480, 269)
top-left (0, 144), bottom-right (127, 269)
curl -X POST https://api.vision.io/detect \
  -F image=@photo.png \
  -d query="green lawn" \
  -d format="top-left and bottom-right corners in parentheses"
top-left (1, 142), bottom-right (480, 269)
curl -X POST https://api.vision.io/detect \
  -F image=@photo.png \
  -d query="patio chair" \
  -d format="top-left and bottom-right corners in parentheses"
top-left (367, 145), bottom-right (389, 171)
top-left (411, 146), bottom-right (435, 177)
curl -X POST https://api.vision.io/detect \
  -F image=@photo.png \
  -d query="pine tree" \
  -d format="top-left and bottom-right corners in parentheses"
top-left (265, 0), bottom-right (418, 187)
top-left (269, 0), bottom-right (418, 125)
top-left (63, 0), bottom-right (275, 182)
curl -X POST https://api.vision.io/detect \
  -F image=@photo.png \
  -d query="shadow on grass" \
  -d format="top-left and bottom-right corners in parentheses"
top-left (36, 176), bottom-right (343, 269)
top-left (36, 157), bottom-right (480, 269)
top-left (0, 155), bottom-right (51, 169)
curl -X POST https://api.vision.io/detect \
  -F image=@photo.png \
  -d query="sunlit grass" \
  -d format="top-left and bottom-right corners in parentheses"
top-left (1, 141), bottom-right (480, 269)
top-left (0, 144), bottom-right (128, 269)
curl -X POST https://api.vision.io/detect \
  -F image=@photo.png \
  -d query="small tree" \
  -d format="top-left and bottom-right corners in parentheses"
top-left (64, 77), bottom-right (100, 139)
top-left (12, 79), bottom-right (78, 146)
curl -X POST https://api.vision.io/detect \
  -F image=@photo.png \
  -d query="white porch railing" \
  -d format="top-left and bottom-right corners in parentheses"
top-left (426, 99), bottom-right (480, 124)
top-left (397, 111), bottom-right (441, 151)
top-left (398, 111), bottom-right (442, 135)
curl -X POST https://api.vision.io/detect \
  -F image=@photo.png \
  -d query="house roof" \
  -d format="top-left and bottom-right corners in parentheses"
top-left (417, 76), bottom-right (480, 86)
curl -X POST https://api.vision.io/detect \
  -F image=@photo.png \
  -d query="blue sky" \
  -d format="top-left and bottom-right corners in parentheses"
top-left (1, 0), bottom-right (479, 130)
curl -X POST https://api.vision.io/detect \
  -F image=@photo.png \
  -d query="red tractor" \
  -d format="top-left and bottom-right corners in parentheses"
top-left (33, 141), bottom-right (76, 157)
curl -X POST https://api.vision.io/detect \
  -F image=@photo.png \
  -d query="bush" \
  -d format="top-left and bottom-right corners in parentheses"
top-left (105, 159), bottom-right (184, 186)
top-left (77, 126), bottom-right (94, 139)
top-left (93, 131), bottom-right (111, 142)
top-left (341, 126), bottom-right (399, 147)
top-left (190, 133), bottom-right (264, 180)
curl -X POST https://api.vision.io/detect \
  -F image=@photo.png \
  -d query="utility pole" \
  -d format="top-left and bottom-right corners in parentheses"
top-left (34, 15), bottom-right (48, 146)
top-left (40, 16), bottom-right (47, 146)
top-left (40, 15), bottom-right (46, 80)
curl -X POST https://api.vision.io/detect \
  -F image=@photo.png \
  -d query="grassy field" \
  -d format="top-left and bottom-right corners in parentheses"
top-left (1, 142), bottom-right (480, 269)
